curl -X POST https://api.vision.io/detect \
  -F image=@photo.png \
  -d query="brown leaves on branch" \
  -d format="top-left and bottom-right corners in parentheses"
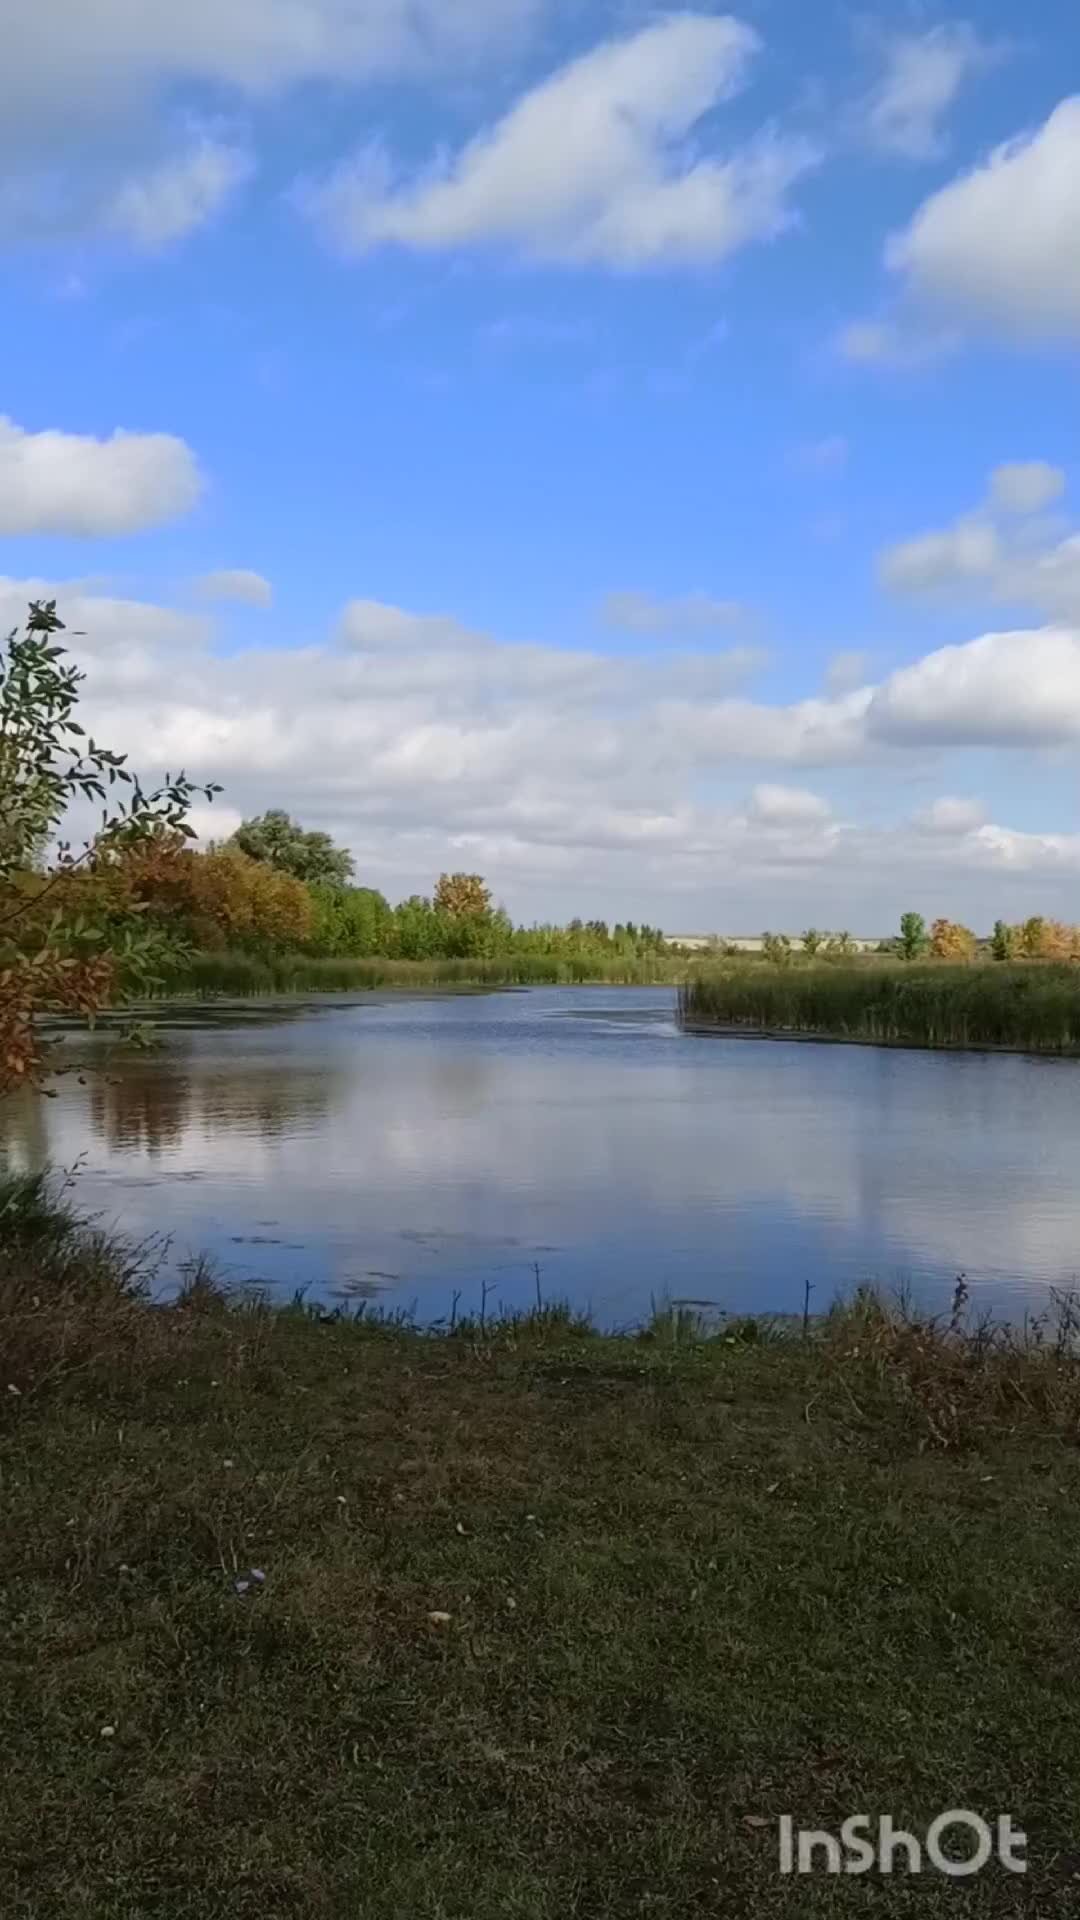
top-left (0, 602), bottom-right (220, 1098)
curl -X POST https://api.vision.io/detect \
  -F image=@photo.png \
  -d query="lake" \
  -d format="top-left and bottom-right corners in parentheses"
top-left (4, 986), bottom-right (1079, 1326)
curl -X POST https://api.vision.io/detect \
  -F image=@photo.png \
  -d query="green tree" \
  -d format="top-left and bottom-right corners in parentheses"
top-left (898, 912), bottom-right (927, 962)
top-left (0, 602), bottom-right (219, 1092)
top-left (802, 928), bottom-right (823, 958)
top-left (1019, 916), bottom-right (1048, 959)
top-left (990, 919), bottom-right (1015, 962)
top-left (309, 884), bottom-right (392, 957)
top-left (233, 810), bottom-right (353, 886)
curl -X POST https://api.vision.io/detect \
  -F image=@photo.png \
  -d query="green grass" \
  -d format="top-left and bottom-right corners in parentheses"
top-left (153, 950), bottom-right (691, 996)
top-left (679, 961), bottom-right (1080, 1053)
top-left (5, 1198), bottom-right (1080, 1915)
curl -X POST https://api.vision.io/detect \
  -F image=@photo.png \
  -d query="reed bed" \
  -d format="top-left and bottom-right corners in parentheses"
top-left (152, 949), bottom-right (689, 997)
top-left (678, 961), bottom-right (1080, 1053)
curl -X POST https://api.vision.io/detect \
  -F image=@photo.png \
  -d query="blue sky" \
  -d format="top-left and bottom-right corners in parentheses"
top-left (1, 0), bottom-right (1079, 930)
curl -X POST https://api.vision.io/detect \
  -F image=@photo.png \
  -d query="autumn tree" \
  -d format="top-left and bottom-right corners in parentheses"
top-left (434, 873), bottom-right (492, 919)
top-left (929, 918), bottom-right (976, 961)
top-left (113, 837), bottom-right (313, 952)
top-left (0, 603), bottom-right (219, 1093)
top-left (233, 809), bottom-right (354, 887)
top-left (1018, 916), bottom-right (1048, 959)
top-left (1025, 919), bottom-right (1080, 961)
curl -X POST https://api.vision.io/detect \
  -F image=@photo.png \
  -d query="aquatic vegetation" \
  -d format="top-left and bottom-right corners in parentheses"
top-left (679, 962), bottom-right (1080, 1053)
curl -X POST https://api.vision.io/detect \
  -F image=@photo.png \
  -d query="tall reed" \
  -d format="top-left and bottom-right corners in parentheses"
top-left (678, 963), bottom-right (1080, 1053)
top-left (151, 949), bottom-right (690, 997)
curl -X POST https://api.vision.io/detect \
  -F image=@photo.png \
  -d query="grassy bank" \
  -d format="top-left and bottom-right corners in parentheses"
top-left (679, 961), bottom-right (1080, 1053)
top-left (5, 1185), bottom-right (1080, 1914)
top-left (152, 950), bottom-right (692, 996)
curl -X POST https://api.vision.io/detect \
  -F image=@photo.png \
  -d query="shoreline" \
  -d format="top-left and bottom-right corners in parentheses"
top-left (678, 1017), bottom-right (1080, 1058)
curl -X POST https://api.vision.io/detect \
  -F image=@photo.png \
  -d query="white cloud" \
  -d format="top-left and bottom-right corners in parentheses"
top-left (196, 569), bottom-right (273, 607)
top-left (879, 463), bottom-right (1079, 619)
top-left (308, 15), bottom-right (820, 268)
top-left (0, 0), bottom-right (542, 122)
top-left (989, 461), bottom-right (1066, 515)
top-left (0, 0), bottom-right (544, 252)
top-left (886, 97), bottom-right (1080, 339)
top-left (749, 783), bottom-right (832, 825)
top-left (868, 627), bottom-right (1080, 747)
top-left (4, 576), bottom-right (1080, 921)
top-left (860, 24), bottom-right (993, 161)
top-left (0, 417), bottom-right (202, 536)
top-left (915, 795), bottom-right (987, 835)
top-left (106, 136), bottom-right (253, 250)
top-left (880, 516), bottom-right (1001, 594)
top-left (600, 589), bottom-right (749, 635)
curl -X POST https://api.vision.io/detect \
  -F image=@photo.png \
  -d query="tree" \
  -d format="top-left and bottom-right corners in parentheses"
top-left (0, 603), bottom-right (219, 1093)
top-left (802, 928), bottom-right (823, 957)
top-left (991, 919), bottom-right (1015, 962)
top-left (308, 884), bottom-right (393, 957)
top-left (929, 918), bottom-right (976, 961)
top-left (434, 873), bottom-right (492, 919)
top-left (233, 810), bottom-right (353, 886)
top-left (1019, 916), bottom-right (1047, 959)
top-left (898, 912), bottom-right (927, 961)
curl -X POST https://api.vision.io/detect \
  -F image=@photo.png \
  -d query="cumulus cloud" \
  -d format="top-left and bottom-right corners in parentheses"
top-left (307, 15), bottom-right (820, 268)
top-left (196, 569), bottom-right (273, 607)
top-left (6, 577), bottom-right (1080, 921)
top-left (880, 516), bottom-right (1001, 594)
top-left (915, 795), bottom-right (987, 835)
top-left (868, 627), bottom-right (1080, 747)
top-left (600, 589), bottom-right (749, 635)
top-left (886, 97), bottom-right (1080, 339)
top-left (879, 463), bottom-right (1079, 618)
top-left (0, 0), bottom-right (544, 252)
top-left (859, 24), bottom-right (994, 161)
top-left (0, 0), bottom-right (542, 125)
top-left (106, 136), bottom-right (253, 250)
top-left (0, 417), bottom-right (202, 536)
top-left (989, 461), bottom-right (1066, 515)
top-left (749, 784), bottom-right (832, 825)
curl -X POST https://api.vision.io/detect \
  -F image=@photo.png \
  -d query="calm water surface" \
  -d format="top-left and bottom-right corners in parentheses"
top-left (5, 987), bottom-right (1080, 1325)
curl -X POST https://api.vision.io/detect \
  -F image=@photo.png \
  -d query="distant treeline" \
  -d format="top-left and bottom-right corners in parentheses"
top-left (748, 914), bottom-right (1080, 965)
top-left (19, 810), bottom-right (683, 994)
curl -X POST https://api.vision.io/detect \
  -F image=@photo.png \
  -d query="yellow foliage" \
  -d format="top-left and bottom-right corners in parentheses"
top-left (108, 839), bottom-right (314, 950)
top-left (929, 918), bottom-right (976, 961)
top-left (434, 872), bottom-right (492, 918)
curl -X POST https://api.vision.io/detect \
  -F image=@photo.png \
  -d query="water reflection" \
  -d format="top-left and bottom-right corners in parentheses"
top-left (5, 989), bottom-right (1080, 1324)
